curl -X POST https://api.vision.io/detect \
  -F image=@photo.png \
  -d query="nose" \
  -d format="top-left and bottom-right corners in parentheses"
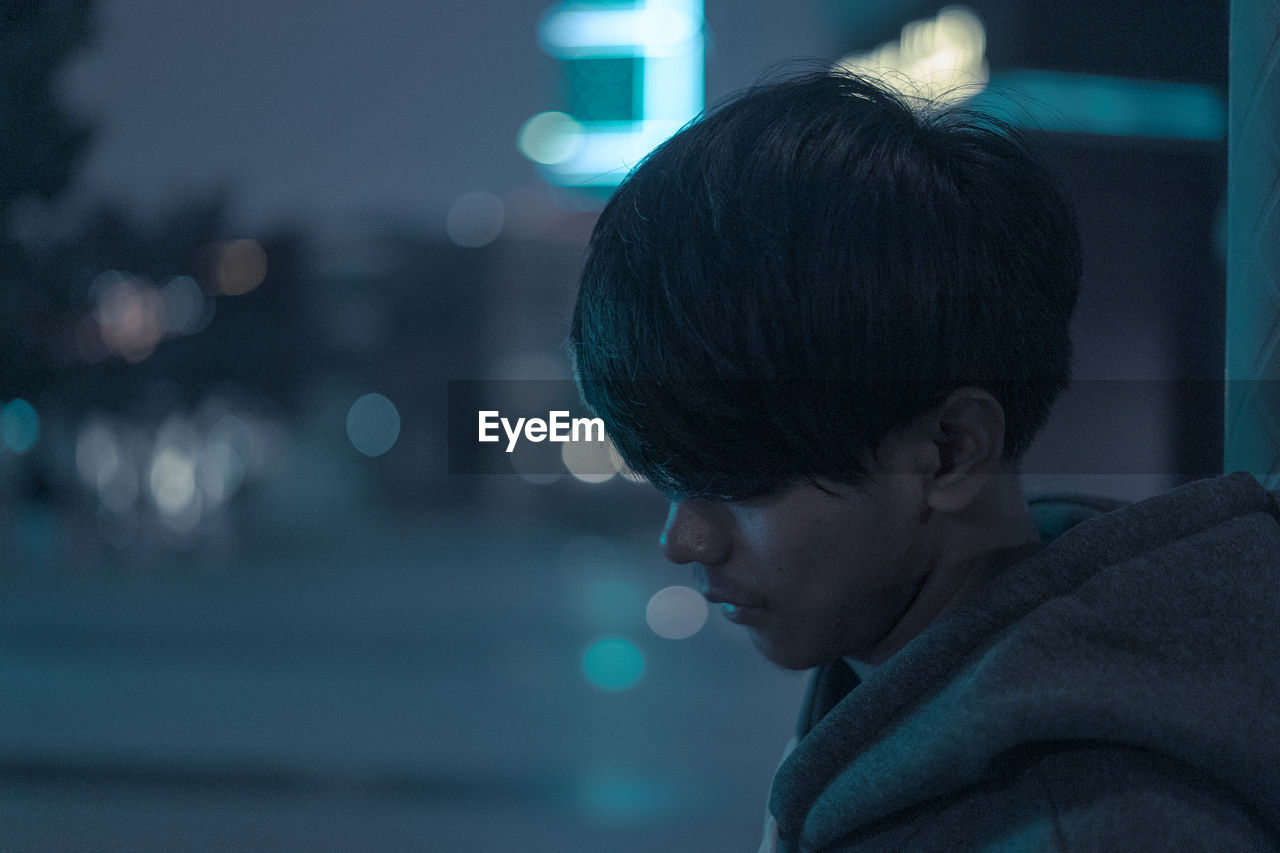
top-left (660, 499), bottom-right (731, 566)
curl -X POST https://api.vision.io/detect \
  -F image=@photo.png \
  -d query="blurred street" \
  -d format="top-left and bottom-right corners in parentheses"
top-left (1, 499), bottom-right (807, 852)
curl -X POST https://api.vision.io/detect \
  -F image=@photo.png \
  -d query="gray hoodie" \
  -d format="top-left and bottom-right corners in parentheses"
top-left (770, 472), bottom-right (1280, 852)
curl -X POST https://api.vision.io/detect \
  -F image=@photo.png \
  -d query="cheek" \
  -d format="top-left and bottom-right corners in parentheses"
top-left (775, 543), bottom-right (914, 652)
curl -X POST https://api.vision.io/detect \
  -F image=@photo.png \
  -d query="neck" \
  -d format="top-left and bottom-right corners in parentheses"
top-left (854, 472), bottom-right (1041, 667)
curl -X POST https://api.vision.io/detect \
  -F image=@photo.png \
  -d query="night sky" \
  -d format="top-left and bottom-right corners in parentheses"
top-left (58, 0), bottom-right (836, 237)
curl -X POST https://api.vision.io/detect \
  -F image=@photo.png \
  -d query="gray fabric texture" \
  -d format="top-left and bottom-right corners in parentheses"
top-left (770, 472), bottom-right (1280, 852)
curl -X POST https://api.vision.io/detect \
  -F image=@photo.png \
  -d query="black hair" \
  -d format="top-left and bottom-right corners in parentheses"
top-left (570, 70), bottom-right (1081, 500)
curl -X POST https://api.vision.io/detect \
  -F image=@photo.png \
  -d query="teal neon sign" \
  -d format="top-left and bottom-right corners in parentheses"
top-left (520, 0), bottom-right (705, 187)
top-left (978, 70), bottom-right (1226, 141)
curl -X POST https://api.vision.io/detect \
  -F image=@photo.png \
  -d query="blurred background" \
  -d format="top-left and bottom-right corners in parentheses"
top-left (1, 0), bottom-right (1230, 850)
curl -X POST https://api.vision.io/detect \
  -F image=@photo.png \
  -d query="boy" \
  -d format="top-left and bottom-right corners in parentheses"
top-left (570, 72), bottom-right (1280, 851)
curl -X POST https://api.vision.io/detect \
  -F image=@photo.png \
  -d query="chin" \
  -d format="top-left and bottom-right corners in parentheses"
top-left (751, 632), bottom-right (826, 671)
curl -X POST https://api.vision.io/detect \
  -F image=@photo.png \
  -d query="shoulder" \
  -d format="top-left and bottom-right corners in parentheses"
top-left (1006, 742), bottom-right (1280, 852)
top-left (819, 742), bottom-right (1280, 852)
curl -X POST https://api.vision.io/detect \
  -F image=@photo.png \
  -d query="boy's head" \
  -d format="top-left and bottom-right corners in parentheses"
top-left (570, 70), bottom-right (1081, 501)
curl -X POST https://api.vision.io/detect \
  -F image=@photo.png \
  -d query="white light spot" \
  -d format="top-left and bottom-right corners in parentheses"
top-left (645, 585), bottom-right (708, 639)
top-left (639, 9), bottom-right (698, 51)
top-left (562, 434), bottom-right (622, 484)
top-left (518, 111), bottom-right (585, 165)
top-left (149, 445), bottom-right (200, 530)
top-left (540, 7), bottom-right (698, 54)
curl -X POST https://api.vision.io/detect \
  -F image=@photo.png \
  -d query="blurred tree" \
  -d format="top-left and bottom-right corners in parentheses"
top-left (0, 0), bottom-right (94, 221)
top-left (0, 0), bottom-right (94, 397)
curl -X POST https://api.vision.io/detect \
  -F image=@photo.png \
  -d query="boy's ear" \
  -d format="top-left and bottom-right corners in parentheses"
top-left (921, 387), bottom-right (1007, 514)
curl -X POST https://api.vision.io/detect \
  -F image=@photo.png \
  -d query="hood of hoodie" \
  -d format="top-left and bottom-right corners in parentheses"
top-left (770, 472), bottom-right (1280, 850)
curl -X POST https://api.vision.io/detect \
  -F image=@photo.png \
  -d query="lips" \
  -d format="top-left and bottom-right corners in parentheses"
top-left (703, 587), bottom-right (766, 623)
top-left (718, 601), bottom-right (765, 624)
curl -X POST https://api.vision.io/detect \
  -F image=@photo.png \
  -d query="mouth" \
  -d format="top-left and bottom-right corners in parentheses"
top-left (703, 588), bottom-right (766, 624)
top-left (717, 601), bottom-right (764, 624)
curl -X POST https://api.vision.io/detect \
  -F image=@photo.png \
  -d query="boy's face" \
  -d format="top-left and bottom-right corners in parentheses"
top-left (660, 474), bottom-right (934, 670)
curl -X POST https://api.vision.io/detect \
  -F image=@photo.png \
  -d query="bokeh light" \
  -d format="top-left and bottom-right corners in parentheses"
top-left (214, 239), bottom-right (268, 296)
top-left (87, 269), bottom-right (127, 303)
top-left (76, 419), bottom-right (139, 512)
top-left (1, 399), bottom-right (40, 454)
top-left (198, 425), bottom-right (246, 506)
top-left (837, 5), bottom-right (988, 103)
top-left (562, 434), bottom-right (622, 484)
top-left (517, 111), bottom-right (584, 165)
top-left (91, 272), bottom-right (166, 362)
top-left (75, 420), bottom-right (120, 490)
top-left (645, 585), bottom-right (708, 640)
top-left (581, 635), bottom-right (645, 692)
top-left (198, 414), bottom-right (259, 506)
top-left (150, 446), bottom-right (197, 515)
top-left (346, 393), bottom-right (401, 457)
top-left (445, 191), bottom-right (505, 248)
top-left (161, 275), bottom-right (213, 334)
top-left (81, 270), bottom-right (217, 364)
top-left (148, 430), bottom-right (202, 533)
top-left (75, 405), bottom-right (270, 532)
